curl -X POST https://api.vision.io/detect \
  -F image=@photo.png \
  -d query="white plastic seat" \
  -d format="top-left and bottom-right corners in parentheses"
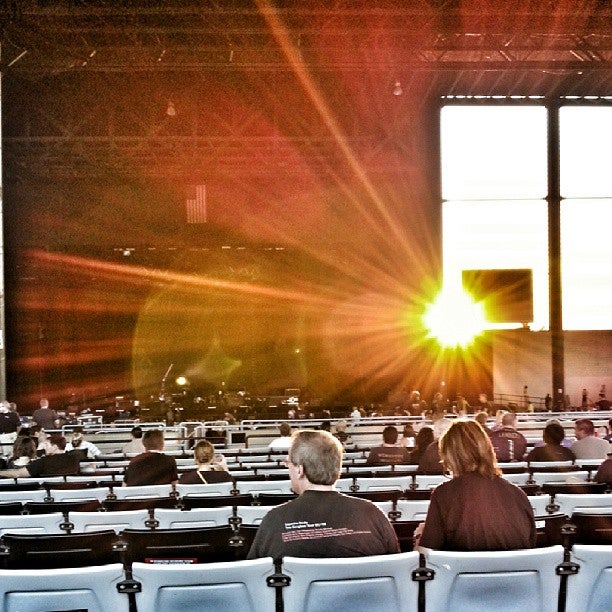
top-left (501, 472), bottom-right (530, 485)
top-left (281, 551), bottom-right (420, 612)
top-left (154, 507), bottom-right (233, 529)
top-left (239, 505), bottom-right (275, 525)
top-left (414, 475), bottom-right (449, 490)
top-left (111, 484), bottom-right (175, 499)
top-left (555, 493), bottom-right (612, 517)
top-left (498, 462), bottom-right (529, 471)
top-left (0, 489), bottom-right (46, 504)
top-left (529, 495), bottom-right (552, 516)
top-left (333, 478), bottom-right (354, 493)
top-left (354, 476), bottom-right (413, 492)
top-left (423, 545), bottom-right (564, 612)
top-left (0, 563), bottom-right (126, 612)
top-left (374, 499), bottom-right (430, 521)
top-left (47, 487), bottom-right (110, 502)
top-left (567, 544), bottom-right (612, 612)
top-left (68, 509), bottom-right (150, 533)
top-left (0, 513), bottom-right (64, 536)
top-left (131, 557), bottom-right (276, 612)
top-left (174, 482), bottom-right (234, 497)
top-left (530, 471), bottom-right (589, 487)
top-left (234, 480), bottom-right (293, 495)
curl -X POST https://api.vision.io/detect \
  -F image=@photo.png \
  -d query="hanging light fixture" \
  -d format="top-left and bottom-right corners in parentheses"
top-left (393, 81), bottom-right (403, 96)
top-left (166, 100), bottom-right (177, 117)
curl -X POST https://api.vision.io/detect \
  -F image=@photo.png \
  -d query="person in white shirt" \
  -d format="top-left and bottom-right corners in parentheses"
top-left (571, 418), bottom-right (611, 459)
top-left (122, 426), bottom-right (146, 454)
top-left (269, 422), bottom-right (293, 451)
top-left (65, 426), bottom-right (101, 458)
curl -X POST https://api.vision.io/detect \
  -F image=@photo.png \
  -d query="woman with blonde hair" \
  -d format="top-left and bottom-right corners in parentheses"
top-left (179, 440), bottom-right (231, 484)
top-left (415, 420), bottom-right (535, 551)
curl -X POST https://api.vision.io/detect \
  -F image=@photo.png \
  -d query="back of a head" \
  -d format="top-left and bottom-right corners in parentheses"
top-left (501, 412), bottom-right (516, 427)
top-left (194, 440), bottom-right (215, 465)
top-left (543, 422), bottom-right (565, 446)
top-left (143, 429), bottom-right (164, 451)
top-left (131, 426), bottom-right (143, 439)
top-left (382, 426), bottom-right (398, 444)
top-left (475, 412), bottom-right (488, 427)
top-left (47, 433), bottom-right (67, 451)
top-left (415, 426), bottom-right (434, 450)
top-left (289, 430), bottom-right (342, 485)
top-left (13, 436), bottom-right (36, 459)
top-left (575, 418), bottom-right (595, 436)
top-left (439, 420), bottom-right (500, 478)
top-left (279, 422), bottom-right (292, 437)
top-left (335, 420), bottom-right (347, 433)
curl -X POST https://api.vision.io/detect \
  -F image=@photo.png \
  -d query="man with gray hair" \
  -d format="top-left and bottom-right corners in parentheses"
top-left (248, 430), bottom-right (399, 559)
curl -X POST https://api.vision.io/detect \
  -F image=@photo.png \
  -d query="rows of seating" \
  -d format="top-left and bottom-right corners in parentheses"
top-left (0, 542), bottom-right (608, 612)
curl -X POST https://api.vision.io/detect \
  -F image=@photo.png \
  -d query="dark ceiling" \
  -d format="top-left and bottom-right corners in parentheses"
top-left (1, 0), bottom-right (610, 182)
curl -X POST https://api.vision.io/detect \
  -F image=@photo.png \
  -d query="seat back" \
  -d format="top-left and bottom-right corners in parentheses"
top-left (555, 493), bottom-right (612, 517)
top-left (530, 471), bottom-right (589, 487)
top-left (414, 475), bottom-right (449, 489)
top-left (424, 545), bottom-right (564, 612)
top-left (154, 507), bottom-right (233, 529)
top-left (570, 512), bottom-right (612, 545)
top-left (0, 489), bottom-right (46, 504)
top-left (68, 509), bottom-right (151, 533)
top-left (182, 493), bottom-right (252, 509)
top-left (131, 557), bottom-right (275, 612)
top-left (353, 476), bottom-right (412, 492)
top-left (567, 544), bottom-right (612, 612)
top-left (239, 505), bottom-right (274, 525)
top-left (0, 513), bottom-right (64, 536)
top-left (0, 563), bottom-right (126, 612)
top-left (174, 482), bottom-right (234, 497)
top-left (281, 551), bottom-right (420, 612)
top-left (234, 480), bottom-right (293, 495)
top-left (119, 526), bottom-right (245, 564)
top-left (1, 530), bottom-right (121, 569)
top-left (47, 486), bottom-right (110, 502)
top-left (111, 483), bottom-right (176, 499)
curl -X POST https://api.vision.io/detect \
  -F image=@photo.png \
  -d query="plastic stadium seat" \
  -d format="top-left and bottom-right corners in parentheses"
top-left (175, 482), bottom-right (235, 497)
top-left (111, 483), bottom-right (176, 499)
top-left (375, 499), bottom-right (430, 521)
top-left (238, 505), bottom-right (274, 525)
top-left (555, 493), bottom-right (612, 518)
top-left (154, 507), bottom-right (234, 529)
top-left (234, 480), bottom-right (293, 495)
top-left (131, 557), bottom-right (275, 612)
top-left (0, 489), bottom-right (46, 504)
top-left (528, 461), bottom-right (575, 470)
top-left (0, 513), bottom-right (64, 536)
top-left (423, 545), bottom-right (564, 612)
top-left (182, 493), bottom-right (252, 509)
top-left (567, 544), bottom-right (612, 612)
top-left (414, 475), bottom-right (450, 490)
top-left (0, 530), bottom-right (121, 569)
top-left (67, 509), bottom-right (151, 533)
top-left (24, 499), bottom-right (102, 514)
top-left (542, 483), bottom-right (607, 496)
top-left (119, 526), bottom-right (246, 564)
top-left (530, 471), bottom-right (589, 487)
top-left (353, 476), bottom-right (413, 492)
top-left (0, 563), bottom-right (126, 612)
top-left (47, 486), bottom-right (110, 502)
top-left (570, 512), bottom-right (612, 545)
top-left (501, 472), bottom-right (531, 486)
top-left (529, 495), bottom-right (553, 516)
top-left (281, 551), bottom-right (420, 612)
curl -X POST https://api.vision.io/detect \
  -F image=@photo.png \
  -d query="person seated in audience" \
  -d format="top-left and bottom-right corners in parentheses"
top-left (414, 420), bottom-right (536, 551)
top-left (66, 426), bottom-right (101, 459)
top-left (474, 411), bottom-right (490, 432)
top-left (417, 416), bottom-right (453, 474)
top-left (268, 421), bottom-right (293, 452)
top-left (122, 426), bottom-right (146, 454)
top-left (490, 412), bottom-right (527, 462)
top-left (179, 440), bottom-right (231, 484)
top-left (123, 429), bottom-right (178, 486)
top-left (0, 433), bottom-right (80, 478)
top-left (399, 423), bottom-right (417, 448)
top-left (571, 418), bottom-right (611, 460)
top-left (604, 418), bottom-right (612, 442)
top-left (334, 420), bottom-right (351, 446)
top-left (526, 422), bottom-right (575, 463)
top-left (366, 426), bottom-right (411, 465)
top-left (247, 429), bottom-right (399, 559)
top-left (409, 427), bottom-right (434, 464)
top-left (593, 452), bottom-right (612, 485)
top-left (532, 418), bottom-right (573, 449)
top-left (6, 435), bottom-right (37, 469)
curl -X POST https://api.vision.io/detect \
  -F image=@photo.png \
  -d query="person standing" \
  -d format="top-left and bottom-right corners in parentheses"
top-left (32, 398), bottom-right (59, 430)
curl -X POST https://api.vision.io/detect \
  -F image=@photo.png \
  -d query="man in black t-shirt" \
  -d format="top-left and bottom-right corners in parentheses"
top-left (247, 430), bottom-right (399, 560)
top-left (366, 426), bottom-right (410, 465)
top-left (123, 429), bottom-right (178, 486)
top-left (0, 433), bottom-right (80, 478)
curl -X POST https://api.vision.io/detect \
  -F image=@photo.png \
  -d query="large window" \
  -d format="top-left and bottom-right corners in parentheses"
top-left (440, 102), bottom-right (612, 331)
